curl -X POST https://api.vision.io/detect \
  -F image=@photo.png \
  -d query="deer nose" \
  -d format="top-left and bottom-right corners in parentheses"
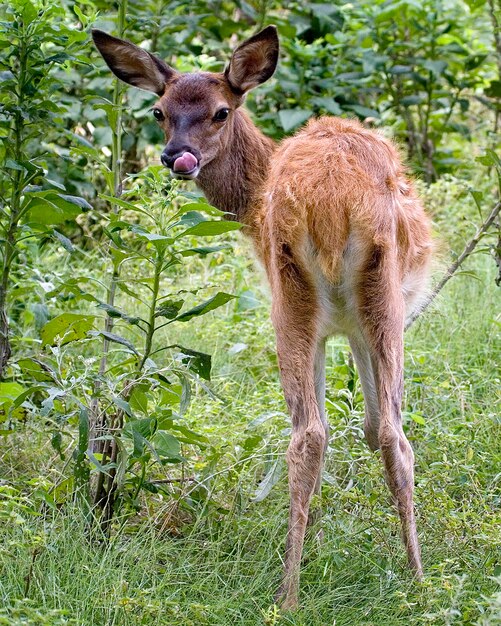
top-left (161, 147), bottom-right (201, 171)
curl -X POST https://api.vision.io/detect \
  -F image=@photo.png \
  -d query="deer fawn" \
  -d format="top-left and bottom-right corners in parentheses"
top-left (93, 25), bottom-right (432, 609)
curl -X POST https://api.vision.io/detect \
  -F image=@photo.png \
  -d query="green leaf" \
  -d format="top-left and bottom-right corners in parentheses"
top-left (155, 299), bottom-right (184, 320)
top-left (171, 423), bottom-right (209, 445)
top-left (175, 211), bottom-right (208, 227)
top-left (111, 396), bottom-right (133, 417)
top-left (78, 406), bottom-right (89, 454)
top-left (252, 458), bottom-right (284, 502)
top-left (387, 65), bottom-right (413, 74)
top-left (179, 221), bottom-right (242, 237)
top-left (53, 229), bottom-right (74, 253)
top-left (422, 60), bottom-right (447, 76)
top-left (17, 358), bottom-right (56, 382)
top-left (57, 194), bottom-right (92, 210)
top-left (41, 314), bottom-right (95, 346)
top-left (485, 80), bottom-right (501, 99)
top-left (24, 197), bottom-right (80, 225)
top-left (407, 412), bottom-right (426, 425)
top-left (400, 95), bottom-right (426, 106)
top-left (124, 417), bottom-right (156, 440)
top-left (179, 244), bottom-right (230, 257)
top-left (174, 292), bottom-right (236, 323)
top-left (278, 108), bottom-right (313, 132)
top-left (176, 347), bottom-right (212, 381)
top-left (310, 97), bottom-right (342, 115)
top-left (96, 302), bottom-right (141, 325)
top-left (152, 431), bottom-right (182, 461)
top-left (0, 382), bottom-right (26, 401)
top-left (177, 201), bottom-right (225, 217)
top-left (129, 388), bottom-right (149, 414)
top-left (93, 330), bottom-right (139, 355)
top-left (344, 104), bottom-right (380, 119)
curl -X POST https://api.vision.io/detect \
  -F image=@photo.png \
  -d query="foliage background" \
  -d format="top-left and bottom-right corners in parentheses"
top-left (0, 0), bottom-right (500, 624)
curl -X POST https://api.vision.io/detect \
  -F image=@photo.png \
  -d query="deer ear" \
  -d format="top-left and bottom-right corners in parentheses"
top-left (92, 30), bottom-right (176, 95)
top-left (225, 25), bottom-right (279, 95)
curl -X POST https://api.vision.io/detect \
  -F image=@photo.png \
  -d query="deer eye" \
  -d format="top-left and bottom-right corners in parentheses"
top-left (152, 108), bottom-right (164, 121)
top-left (213, 108), bottom-right (229, 122)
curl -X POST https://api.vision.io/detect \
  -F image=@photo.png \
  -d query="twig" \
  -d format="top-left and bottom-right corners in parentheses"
top-left (406, 200), bottom-right (501, 330)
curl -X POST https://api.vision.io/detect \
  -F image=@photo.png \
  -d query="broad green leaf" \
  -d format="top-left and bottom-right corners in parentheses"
top-left (155, 299), bottom-right (184, 320)
top-left (237, 290), bottom-right (260, 311)
top-left (174, 211), bottom-right (208, 228)
top-left (176, 201), bottom-right (225, 217)
top-left (401, 95), bottom-right (426, 106)
top-left (176, 347), bottom-right (212, 380)
top-left (174, 292), bottom-right (236, 322)
top-left (96, 302), bottom-right (141, 325)
top-left (23, 197), bottom-right (80, 225)
top-left (310, 97), bottom-right (342, 115)
top-left (94, 330), bottom-right (139, 355)
top-left (41, 314), bottom-right (95, 346)
top-left (179, 244), bottom-right (230, 257)
top-left (129, 388), bottom-right (149, 414)
top-left (171, 424), bottom-right (209, 445)
top-left (422, 59), bottom-right (447, 76)
top-left (344, 104), bottom-right (380, 119)
top-left (57, 194), bottom-right (92, 210)
top-left (153, 431), bottom-right (182, 460)
top-left (279, 108), bottom-right (312, 132)
top-left (179, 220), bottom-right (242, 237)
top-left (53, 229), bottom-right (74, 253)
top-left (124, 417), bottom-right (156, 440)
top-left (17, 358), bottom-right (56, 382)
top-left (111, 396), bottom-right (133, 417)
top-left (0, 382), bottom-right (25, 401)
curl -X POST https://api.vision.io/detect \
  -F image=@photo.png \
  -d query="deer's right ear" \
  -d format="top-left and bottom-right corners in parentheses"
top-left (92, 30), bottom-right (176, 96)
top-left (225, 25), bottom-right (279, 95)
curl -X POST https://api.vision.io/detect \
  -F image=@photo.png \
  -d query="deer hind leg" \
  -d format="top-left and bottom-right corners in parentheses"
top-left (309, 338), bottom-right (329, 530)
top-left (357, 245), bottom-right (423, 578)
top-left (271, 267), bottom-right (327, 610)
top-left (349, 335), bottom-right (380, 451)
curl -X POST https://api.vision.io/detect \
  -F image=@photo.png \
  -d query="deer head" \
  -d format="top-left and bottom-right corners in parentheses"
top-left (92, 27), bottom-right (279, 180)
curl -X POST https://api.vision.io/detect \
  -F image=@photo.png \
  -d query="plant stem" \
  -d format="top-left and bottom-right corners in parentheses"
top-left (138, 252), bottom-right (164, 371)
top-left (90, 0), bottom-right (127, 505)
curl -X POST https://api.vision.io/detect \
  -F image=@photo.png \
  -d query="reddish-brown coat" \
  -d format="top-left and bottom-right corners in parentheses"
top-left (93, 25), bottom-right (432, 611)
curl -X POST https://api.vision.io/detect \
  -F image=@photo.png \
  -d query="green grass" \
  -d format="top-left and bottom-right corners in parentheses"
top-left (1, 180), bottom-right (500, 625)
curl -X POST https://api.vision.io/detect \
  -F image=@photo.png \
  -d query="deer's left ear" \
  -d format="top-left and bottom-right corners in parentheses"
top-left (225, 25), bottom-right (279, 95)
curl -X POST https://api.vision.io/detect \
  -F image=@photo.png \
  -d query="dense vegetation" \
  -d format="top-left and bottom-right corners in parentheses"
top-left (0, 0), bottom-right (500, 624)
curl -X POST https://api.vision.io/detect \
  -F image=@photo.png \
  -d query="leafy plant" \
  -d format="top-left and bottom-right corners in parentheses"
top-left (0, 0), bottom-right (88, 378)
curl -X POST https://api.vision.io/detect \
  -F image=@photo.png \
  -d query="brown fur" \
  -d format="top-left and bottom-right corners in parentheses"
top-left (93, 26), bottom-right (433, 611)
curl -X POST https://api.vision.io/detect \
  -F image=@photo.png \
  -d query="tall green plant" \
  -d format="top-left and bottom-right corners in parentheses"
top-left (15, 168), bottom-right (240, 526)
top-left (0, 1), bottom-right (88, 379)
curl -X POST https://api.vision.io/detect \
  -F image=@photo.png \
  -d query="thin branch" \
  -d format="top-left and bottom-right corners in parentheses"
top-left (406, 200), bottom-right (501, 330)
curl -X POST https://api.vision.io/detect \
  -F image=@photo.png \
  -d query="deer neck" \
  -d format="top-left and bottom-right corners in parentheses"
top-left (196, 110), bottom-right (276, 226)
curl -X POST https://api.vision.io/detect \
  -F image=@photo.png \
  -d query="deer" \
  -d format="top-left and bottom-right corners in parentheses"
top-left (92, 25), bottom-right (432, 610)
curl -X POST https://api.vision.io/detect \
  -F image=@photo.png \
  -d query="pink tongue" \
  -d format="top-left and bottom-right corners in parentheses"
top-left (173, 152), bottom-right (198, 173)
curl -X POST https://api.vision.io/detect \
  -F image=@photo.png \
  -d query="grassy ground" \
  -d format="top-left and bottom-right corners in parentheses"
top-left (0, 178), bottom-right (500, 625)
